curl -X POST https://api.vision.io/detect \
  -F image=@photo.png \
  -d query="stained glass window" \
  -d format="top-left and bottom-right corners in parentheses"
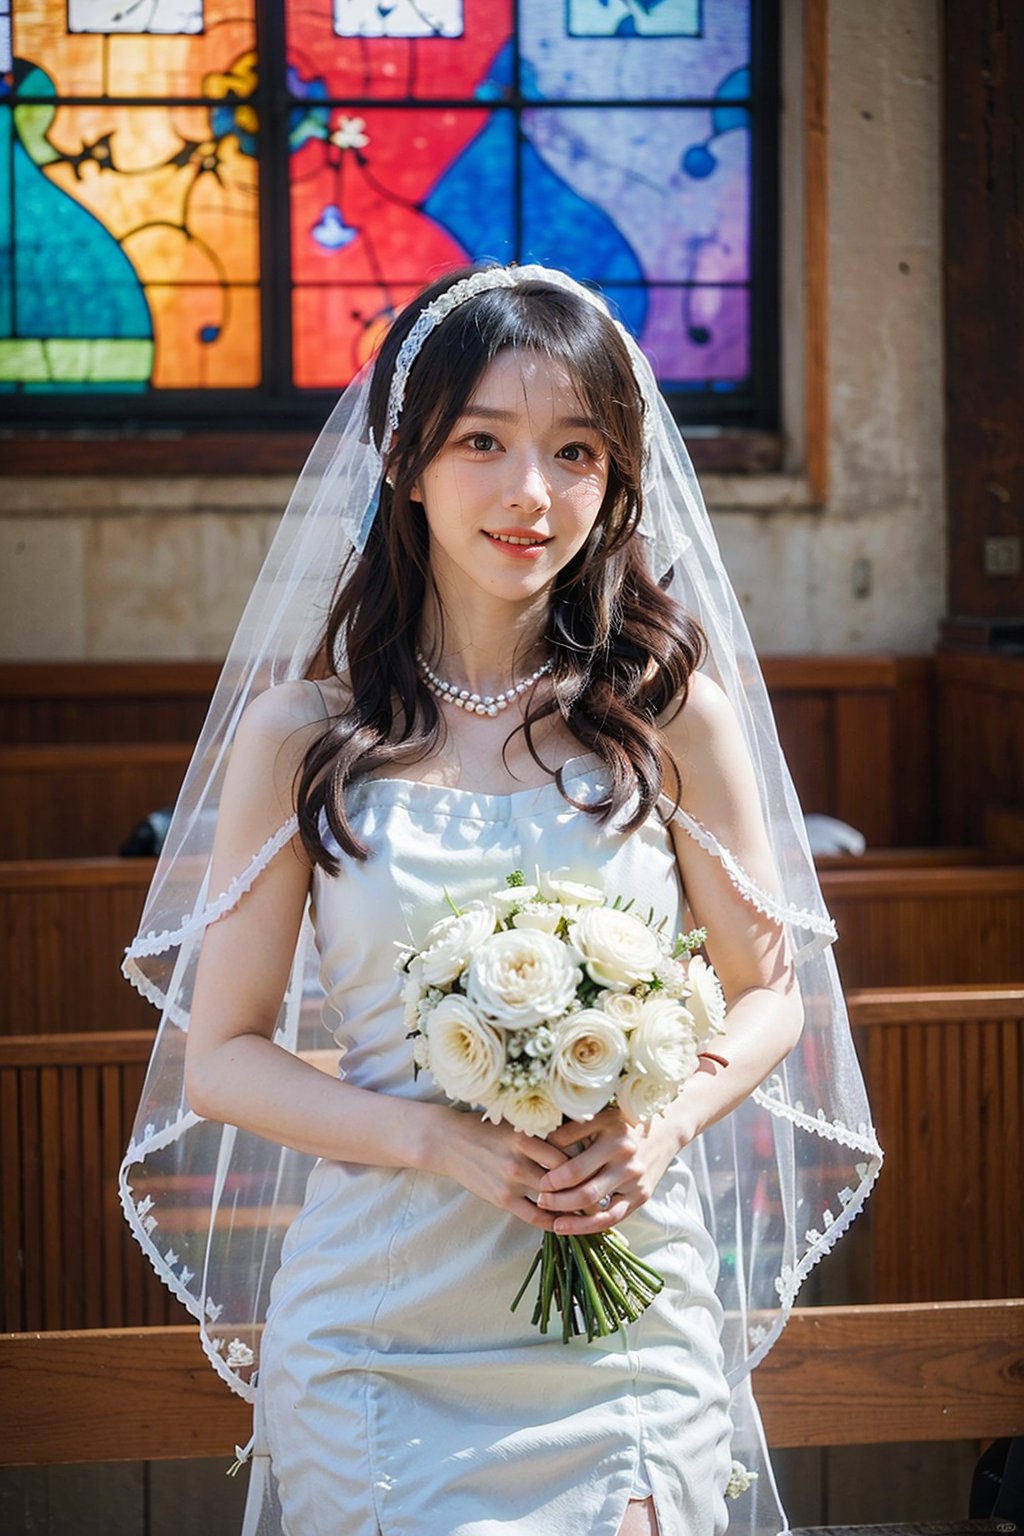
top-left (3, 0), bottom-right (774, 423)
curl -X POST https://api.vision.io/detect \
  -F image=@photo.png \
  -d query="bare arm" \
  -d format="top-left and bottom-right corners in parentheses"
top-left (540, 670), bottom-right (803, 1231)
top-left (183, 683), bottom-right (566, 1225)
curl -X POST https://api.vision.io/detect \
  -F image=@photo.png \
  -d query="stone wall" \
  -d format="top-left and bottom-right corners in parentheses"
top-left (1, 0), bottom-right (944, 661)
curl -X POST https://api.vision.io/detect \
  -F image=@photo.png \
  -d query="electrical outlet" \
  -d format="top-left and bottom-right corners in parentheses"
top-left (984, 537), bottom-right (1022, 576)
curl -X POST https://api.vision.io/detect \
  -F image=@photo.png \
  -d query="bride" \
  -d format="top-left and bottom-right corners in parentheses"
top-left (120, 264), bottom-right (881, 1536)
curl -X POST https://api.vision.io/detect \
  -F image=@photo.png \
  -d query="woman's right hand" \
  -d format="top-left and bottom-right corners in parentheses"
top-left (430, 1110), bottom-right (568, 1230)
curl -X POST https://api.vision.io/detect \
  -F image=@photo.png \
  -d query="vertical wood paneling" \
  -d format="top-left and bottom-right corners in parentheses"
top-left (0, 864), bottom-right (154, 1035)
top-left (834, 692), bottom-right (895, 846)
top-left (852, 994), bottom-right (1024, 1303)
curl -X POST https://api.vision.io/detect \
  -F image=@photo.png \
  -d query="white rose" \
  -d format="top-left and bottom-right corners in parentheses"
top-left (686, 955), bottom-right (727, 1046)
top-left (570, 907), bottom-right (663, 992)
top-left (420, 902), bottom-right (497, 986)
top-left (465, 929), bottom-right (581, 1029)
top-left (542, 875), bottom-right (606, 907)
top-left (549, 1009), bottom-right (628, 1121)
top-left (599, 991), bottom-right (645, 1030)
top-left (616, 1070), bottom-right (676, 1126)
top-left (630, 995), bottom-right (699, 1088)
top-left (488, 1082), bottom-right (562, 1138)
top-left (511, 903), bottom-right (561, 934)
top-left (425, 995), bottom-right (505, 1105)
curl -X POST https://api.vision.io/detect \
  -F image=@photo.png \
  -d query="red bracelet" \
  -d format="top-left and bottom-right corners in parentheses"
top-left (697, 1052), bottom-right (730, 1068)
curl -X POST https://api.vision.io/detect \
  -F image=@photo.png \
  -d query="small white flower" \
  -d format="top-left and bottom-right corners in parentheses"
top-left (420, 903), bottom-right (497, 986)
top-left (725, 1460), bottom-right (758, 1498)
top-left (653, 955), bottom-right (690, 998)
top-left (685, 954), bottom-right (726, 1046)
top-left (548, 1009), bottom-right (628, 1122)
top-left (226, 1338), bottom-right (255, 1368)
top-left (524, 1025), bottom-right (556, 1059)
top-left (570, 907), bottom-right (663, 992)
top-left (425, 995), bottom-right (505, 1105)
top-left (466, 928), bottom-right (581, 1029)
top-left (411, 1034), bottom-right (430, 1069)
top-left (330, 115), bottom-right (370, 150)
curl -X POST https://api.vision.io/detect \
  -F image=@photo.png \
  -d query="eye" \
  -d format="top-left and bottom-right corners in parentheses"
top-left (558, 441), bottom-right (599, 464)
top-left (465, 432), bottom-right (498, 453)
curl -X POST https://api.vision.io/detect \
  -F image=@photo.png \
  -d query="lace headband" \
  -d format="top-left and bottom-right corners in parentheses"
top-left (382, 264), bottom-right (636, 449)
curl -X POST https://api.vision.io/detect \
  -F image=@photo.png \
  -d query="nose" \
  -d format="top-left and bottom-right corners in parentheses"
top-left (502, 452), bottom-right (552, 514)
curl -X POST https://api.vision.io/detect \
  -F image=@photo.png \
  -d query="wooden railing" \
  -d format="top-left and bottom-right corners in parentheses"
top-left (1, 1300), bottom-right (1020, 1465)
top-left (3, 988), bottom-right (1021, 1334)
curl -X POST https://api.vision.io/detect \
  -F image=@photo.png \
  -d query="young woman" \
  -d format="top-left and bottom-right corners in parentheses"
top-left (120, 265), bottom-right (881, 1536)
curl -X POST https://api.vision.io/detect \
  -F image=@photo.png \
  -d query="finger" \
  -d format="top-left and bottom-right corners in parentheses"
top-left (511, 1195), bottom-right (557, 1231)
top-left (540, 1132), bottom-right (634, 1193)
top-left (538, 1174), bottom-right (631, 1214)
top-left (551, 1196), bottom-right (632, 1236)
top-left (546, 1120), bottom-right (597, 1150)
top-left (515, 1134), bottom-right (569, 1172)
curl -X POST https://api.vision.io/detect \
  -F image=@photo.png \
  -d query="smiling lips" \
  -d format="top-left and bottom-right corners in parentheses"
top-left (484, 528), bottom-right (551, 559)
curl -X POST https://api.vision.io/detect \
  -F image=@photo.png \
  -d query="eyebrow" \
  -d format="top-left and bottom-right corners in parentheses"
top-left (458, 405), bottom-right (602, 432)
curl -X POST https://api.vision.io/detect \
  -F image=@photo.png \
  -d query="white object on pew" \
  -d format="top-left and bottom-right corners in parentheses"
top-left (805, 814), bottom-right (867, 857)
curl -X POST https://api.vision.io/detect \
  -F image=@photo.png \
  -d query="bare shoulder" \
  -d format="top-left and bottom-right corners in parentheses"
top-left (660, 670), bottom-right (746, 795)
top-left (227, 681), bottom-right (336, 821)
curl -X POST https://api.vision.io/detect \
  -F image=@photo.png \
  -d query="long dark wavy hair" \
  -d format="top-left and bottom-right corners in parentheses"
top-left (296, 267), bottom-right (706, 868)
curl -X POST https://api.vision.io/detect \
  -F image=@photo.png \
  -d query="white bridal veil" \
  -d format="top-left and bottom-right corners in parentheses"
top-left (119, 264), bottom-right (881, 1523)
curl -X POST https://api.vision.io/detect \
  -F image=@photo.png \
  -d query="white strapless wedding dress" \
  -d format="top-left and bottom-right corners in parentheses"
top-left (248, 757), bottom-right (739, 1536)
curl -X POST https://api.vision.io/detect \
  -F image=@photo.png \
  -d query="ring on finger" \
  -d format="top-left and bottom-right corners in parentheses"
top-left (596, 1193), bottom-right (612, 1211)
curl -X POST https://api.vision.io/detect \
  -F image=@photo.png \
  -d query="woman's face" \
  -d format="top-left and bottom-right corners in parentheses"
top-left (410, 348), bottom-right (610, 610)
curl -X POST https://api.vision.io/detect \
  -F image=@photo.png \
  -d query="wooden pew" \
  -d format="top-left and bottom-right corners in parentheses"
top-left (0, 1300), bottom-right (1019, 1465)
top-left (0, 662), bottom-right (217, 748)
top-left (848, 985), bottom-right (1024, 1303)
top-left (3, 855), bottom-right (1022, 1036)
top-left (0, 860), bottom-right (154, 1035)
top-left (0, 1033), bottom-right (175, 1333)
top-left (0, 656), bottom-right (936, 848)
top-left (823, 865), bottom-right (1024, 987)
top-left (3, 989), bottom-right (1020, 1334)
top-left (0, 744), bottom-right (190, 859)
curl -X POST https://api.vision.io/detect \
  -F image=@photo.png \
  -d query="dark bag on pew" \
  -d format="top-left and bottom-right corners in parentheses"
top-left (120, 806), bottom-right (173, 857)
top-left (972, 1436), bottom-right (1024, 1519)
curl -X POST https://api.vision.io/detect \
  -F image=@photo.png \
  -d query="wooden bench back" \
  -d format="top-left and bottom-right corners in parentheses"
top-left (0, 744), bottom-right (190, 859)
top-left (0, 1033), bottom-right (174, 1333)
top-left (2, 989), bottom-right (1020, 1333)
top-left (1, 1300), bottom-right (1019, 1465)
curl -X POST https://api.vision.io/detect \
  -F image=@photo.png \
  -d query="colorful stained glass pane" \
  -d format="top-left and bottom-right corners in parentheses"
top-left (286, 0), bottom-right (511, 103)
top-left (290, 105), bottom-right (514, 289)
top-left (13, 0), bottom-right (254, 99)
top-left (521, 108), bottom-right (749, 284)
top-left (292, 280), bottom-right (421, 388)
top-left (604, 283), bottom-right (749, 388)
top-left (67, 0), bottom-right (205, 35)
top-left (333, 0), bottom-right (463, 38)
top-left (566, 0), bottom-right (701, 37)
top-left (4, 1), bottom-right (261, 391)
top-left (520, 0), bottom-right (749, 102)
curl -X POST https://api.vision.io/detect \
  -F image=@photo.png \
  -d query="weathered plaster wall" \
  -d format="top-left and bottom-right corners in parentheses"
top-left (1, 0), bottom-right (944, 660)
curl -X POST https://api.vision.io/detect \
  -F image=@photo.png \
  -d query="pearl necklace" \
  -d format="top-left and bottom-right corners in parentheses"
top-left (416, 650), bottom-right (554, 717)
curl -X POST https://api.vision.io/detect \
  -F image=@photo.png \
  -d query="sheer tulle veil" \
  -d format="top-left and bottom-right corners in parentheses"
top-left (119, 265), bottom-right (881, 1474)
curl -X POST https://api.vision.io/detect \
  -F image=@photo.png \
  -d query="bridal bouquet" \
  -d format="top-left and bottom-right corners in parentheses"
top-left (396, 871), bottom-right (727, 1342)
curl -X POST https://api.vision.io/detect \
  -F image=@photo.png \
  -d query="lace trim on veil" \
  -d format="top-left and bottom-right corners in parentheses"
top-left (665, 804), bottom-right (838, 955)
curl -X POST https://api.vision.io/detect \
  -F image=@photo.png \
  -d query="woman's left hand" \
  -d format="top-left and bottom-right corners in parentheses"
top-left (536, 1104), bottom-right (691, 1236)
